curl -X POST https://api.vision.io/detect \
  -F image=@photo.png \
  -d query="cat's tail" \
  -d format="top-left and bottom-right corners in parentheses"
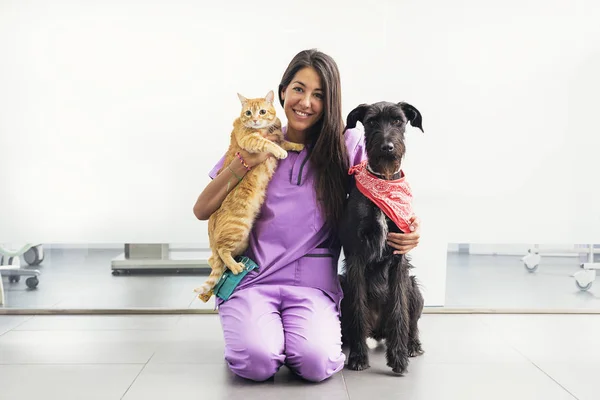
top-left (194, 254), bottom-right (225, 303)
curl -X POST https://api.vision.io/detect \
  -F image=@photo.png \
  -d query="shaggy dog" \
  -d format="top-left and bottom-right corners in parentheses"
top-left (339, 101), bottom-right (425, 375)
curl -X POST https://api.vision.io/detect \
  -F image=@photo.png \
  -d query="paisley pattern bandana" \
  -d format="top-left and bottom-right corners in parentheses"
top-left (348, 160), bottom-right (414, 233)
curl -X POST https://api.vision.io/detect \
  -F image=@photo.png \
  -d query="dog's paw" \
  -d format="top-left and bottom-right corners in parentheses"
top-left (347, 353), bottom-right (370, 371)
top-left (388, 360), bottom-right (408, 376)
top-left (408, 340), bottom-right (424, 357)
top-left (387, 352), bottom-right (409, 376)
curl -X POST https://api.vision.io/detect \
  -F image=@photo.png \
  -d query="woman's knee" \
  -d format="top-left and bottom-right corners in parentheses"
top-left (287, 341), bottom-right (345, 382)
top-left (225, 340), bottom-right (285, 381)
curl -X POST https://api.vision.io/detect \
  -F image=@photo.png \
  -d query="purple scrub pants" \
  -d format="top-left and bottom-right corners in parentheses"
top-left (218, 284), bottom-right (346, 382)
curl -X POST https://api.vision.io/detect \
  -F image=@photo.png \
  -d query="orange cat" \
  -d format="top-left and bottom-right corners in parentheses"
top-left (194, 90), bottom-right (304, 302)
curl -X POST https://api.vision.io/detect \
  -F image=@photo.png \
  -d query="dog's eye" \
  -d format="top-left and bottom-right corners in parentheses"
top-left (367, 120), bottom-right (376, 127)
top-left (393, 119), bottom-right (403, 125)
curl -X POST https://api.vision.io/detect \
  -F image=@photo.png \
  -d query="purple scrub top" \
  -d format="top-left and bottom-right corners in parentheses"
top-left (208, 126), bottom-right (366, 307)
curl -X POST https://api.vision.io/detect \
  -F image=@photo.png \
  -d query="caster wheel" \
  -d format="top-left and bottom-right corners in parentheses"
top-left (522, 252), bottom-right (540, 273)
top-left (112, 270), bottom-right (121, 276)
top-left (576, 280), bottom-right (593, 291)
top-left (8, 275), bottom-right (20, 283)
top-left (524, 263), bottom-right (539, 273)
top-left (25, 277), bottom-right (39, 289)
top-left (24, 246), bottom-right (43, 266)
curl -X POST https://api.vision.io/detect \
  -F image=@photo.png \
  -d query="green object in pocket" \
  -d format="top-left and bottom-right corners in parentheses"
top-left (213, 256), bottom-right (259, 301)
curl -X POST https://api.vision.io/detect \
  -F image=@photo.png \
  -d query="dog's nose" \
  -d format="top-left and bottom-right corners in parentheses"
top-left (381, 143), bottom-right (394, 152)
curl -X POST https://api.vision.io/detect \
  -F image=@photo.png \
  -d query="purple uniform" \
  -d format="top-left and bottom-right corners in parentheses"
top-left (208, 126), bottom-right (366, 382)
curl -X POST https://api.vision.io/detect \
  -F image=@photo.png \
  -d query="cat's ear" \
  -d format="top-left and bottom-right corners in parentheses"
top-left (237, 93), bottom-right (248, 105)
top-left (265, 90), bottom-right (275, 104)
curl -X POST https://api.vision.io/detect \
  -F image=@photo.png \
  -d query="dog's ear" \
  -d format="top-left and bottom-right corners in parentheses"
top-left (345, 104), bottom-right (369, 130)
top-left (399, 102), bottom-right (424, 132)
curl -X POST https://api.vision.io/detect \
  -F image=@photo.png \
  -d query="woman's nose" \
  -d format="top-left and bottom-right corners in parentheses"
top-left (300, 95), bottom-right (311, 108)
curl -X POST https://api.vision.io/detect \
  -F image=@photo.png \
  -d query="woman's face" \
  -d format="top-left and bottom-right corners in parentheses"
top-left (280, 67), bottom-right (324, 135)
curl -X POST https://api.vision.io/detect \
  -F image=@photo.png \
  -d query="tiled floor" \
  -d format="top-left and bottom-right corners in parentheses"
top-left (1, 313), bottom-right (598, 399)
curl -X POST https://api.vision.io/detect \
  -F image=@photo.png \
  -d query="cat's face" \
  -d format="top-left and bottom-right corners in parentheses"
top-left (238, 91), bottom-right (277, 129)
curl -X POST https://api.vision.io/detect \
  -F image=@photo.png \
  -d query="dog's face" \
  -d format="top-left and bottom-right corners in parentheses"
top-left (346, 102), bottom-right (424, 178)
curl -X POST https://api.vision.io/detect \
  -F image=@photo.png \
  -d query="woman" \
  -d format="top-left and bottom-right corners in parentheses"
top-left (193, 49), bottom-right (421, 382)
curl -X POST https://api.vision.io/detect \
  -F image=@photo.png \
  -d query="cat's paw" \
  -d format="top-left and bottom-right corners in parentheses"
top-left (272, 148), bottom-right (288, 160)
top-left (229, 262), bottom-right (245, 275)
top-left (281, 141), bottom-right (304, 152)
top-left (194, 286), bottom-right (213, 302)
top-left (198, 292), bottom-right (212, 303)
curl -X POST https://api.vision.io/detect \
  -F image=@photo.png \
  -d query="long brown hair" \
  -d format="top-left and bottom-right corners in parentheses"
top-left (278, 49), bottom-right (349, 230)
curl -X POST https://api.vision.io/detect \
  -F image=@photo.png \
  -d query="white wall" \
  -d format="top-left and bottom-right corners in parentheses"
top-left (1, 0), bottom-right (599, 306)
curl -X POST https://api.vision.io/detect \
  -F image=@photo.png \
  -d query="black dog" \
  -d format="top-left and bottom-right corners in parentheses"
top-left (339, 101), bottom-right (425, 375)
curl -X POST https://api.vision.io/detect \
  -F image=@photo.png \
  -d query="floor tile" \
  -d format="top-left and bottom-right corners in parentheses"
top-left (0, 364), bottom-right (143, 400)
top-left (536, 362), bottom-right (600, 400)
top-left (478, 315), bottom-right (600, 363)
top-left (409, 315), bottom-right (529, 364)
top-left (122, 363), bottom-right (349, 400)
top-left (0, 329), bottom-right (164, 364)
top-left (13, 315), bottom-right (181, 331)
top-left (151, 315), bottom-right (225, 363)
top-left (0, 316), bottom-right (31, 336)
top-left (343, 361), bottom-right (575, 400)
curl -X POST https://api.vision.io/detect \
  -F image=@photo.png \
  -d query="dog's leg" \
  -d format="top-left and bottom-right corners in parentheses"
top-left (384, 259), bottom-right (410, 375)
top-left (344, 257), bottom-right (371, 371)
top-left (408, 276), bottom-right (425, 357)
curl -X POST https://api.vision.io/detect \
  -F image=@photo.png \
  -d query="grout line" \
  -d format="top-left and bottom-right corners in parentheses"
top-left (120, 353), bottom-right (155, 400)
top-left (528, 360), bottom-right (579, 400)
top-left (340, 370), bottom-right (352, 400)
top-left (0, 362), bottom-right (147, 366)
top-left (509, 345), bottom-right (579, 400)
top-left (476, 316), bottom-right (579, 400)
top-left (0, 315), bottom-right (34, 338)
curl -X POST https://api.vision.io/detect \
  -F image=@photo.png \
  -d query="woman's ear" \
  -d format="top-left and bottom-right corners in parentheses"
top-left (278, 84), bottom-right (286, 105)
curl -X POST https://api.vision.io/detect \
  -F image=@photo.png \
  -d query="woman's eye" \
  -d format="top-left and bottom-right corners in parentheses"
top-left (245, 110), bottom-right (252, 116)
top-left (259, 109), bottom-right (266, 115)
top-left (293, 87), bottom-right (303, 92)
top-left (315, 93), bottom-right (323, 99)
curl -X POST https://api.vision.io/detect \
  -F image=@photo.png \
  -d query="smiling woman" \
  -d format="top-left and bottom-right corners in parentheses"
top-left (279, 68), bottom-right (325, 143)
top-left (192, 48), bottom-right (422, 383)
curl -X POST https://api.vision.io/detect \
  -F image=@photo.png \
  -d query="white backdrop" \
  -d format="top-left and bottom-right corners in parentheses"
top-left (1, 0), bottom-right (599, 305)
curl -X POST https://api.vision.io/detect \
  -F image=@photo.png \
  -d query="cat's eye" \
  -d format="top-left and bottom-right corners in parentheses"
top-left (245, 110), bottom-right (252, 116)
top-left (259, 109), bottom-right (266, 115)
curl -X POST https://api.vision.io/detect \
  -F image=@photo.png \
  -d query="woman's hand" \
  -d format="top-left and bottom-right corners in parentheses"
top-left (387, 215), bottom-right (421, 255)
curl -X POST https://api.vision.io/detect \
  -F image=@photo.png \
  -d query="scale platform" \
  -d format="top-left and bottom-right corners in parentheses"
top-left (111, 244), bottom-right (212, 275)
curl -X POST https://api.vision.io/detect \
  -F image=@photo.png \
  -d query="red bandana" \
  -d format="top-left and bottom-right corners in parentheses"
top-left (348, 160), bottom-right (414, 233)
